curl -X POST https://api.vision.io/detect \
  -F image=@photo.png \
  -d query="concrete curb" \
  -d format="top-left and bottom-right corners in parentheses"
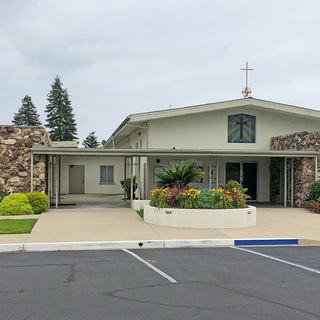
top-left (0, 238), bottom-right (299, 252)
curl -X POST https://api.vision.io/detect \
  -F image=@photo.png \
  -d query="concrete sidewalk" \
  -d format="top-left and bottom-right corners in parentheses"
top-left (0, 207), bottom-right (319, 249)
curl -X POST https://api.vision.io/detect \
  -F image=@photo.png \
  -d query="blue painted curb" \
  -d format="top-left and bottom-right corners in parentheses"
top-left (234, 238), bottom-right (299, 246)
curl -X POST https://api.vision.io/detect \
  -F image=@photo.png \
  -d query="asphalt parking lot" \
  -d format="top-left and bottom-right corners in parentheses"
top-left (1, 246), bottom-right (320, 320)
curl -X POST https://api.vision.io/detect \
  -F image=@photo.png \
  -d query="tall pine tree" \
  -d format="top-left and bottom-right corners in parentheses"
top-left (45, 76), bottom-right (78, 141)
top-left (12, 95), bottom-right (42, 126)
top-left (82, 131), bottom-right (100, 148)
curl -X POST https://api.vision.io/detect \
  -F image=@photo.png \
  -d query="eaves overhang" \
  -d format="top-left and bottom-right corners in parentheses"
top-left (31, 147), bottom-right (318, 158)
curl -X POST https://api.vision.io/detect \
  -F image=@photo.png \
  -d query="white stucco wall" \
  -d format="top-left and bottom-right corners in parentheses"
top-left (147, 156), bottom-right (270, 202)
top-left (116, 128), bottom-right (148, 149)
top-left (60, 156), bottom-right (124, 194)
top-left (148, 106), bottom-right (320, 150)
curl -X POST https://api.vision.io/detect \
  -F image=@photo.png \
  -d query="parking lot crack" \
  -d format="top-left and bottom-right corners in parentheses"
top-left (64, 264), bottom-right (76, 286)
top-left (202, 281), bottom-right (320, 319)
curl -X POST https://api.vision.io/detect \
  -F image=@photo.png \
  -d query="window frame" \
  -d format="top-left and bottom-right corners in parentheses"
top-left (100, 165), bottom-right (114, 184)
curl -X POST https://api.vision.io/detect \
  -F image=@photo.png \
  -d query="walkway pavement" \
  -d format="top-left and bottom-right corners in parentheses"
top-left (0, 206), bottom-right (319, 251)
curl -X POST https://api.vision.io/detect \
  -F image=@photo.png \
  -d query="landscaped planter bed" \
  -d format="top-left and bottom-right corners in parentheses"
top-left (144, 205), bottom-right (256, 228)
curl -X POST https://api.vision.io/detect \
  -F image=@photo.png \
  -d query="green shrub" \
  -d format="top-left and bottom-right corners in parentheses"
top-left (199, 188), bottom-right (215, 209)
top-left (120, 176), bottom-right (138, 199)
top-left (309, 180), bottom-right (320, 201)
top-left (211, 181), bottom-right (250, 209)
top-left (0, 182), bottom-right (9, 203)
top-left (0, 189), bottom-right (9, 203)
top-left (26, 192), bottom-right (48, 214)
top-left (155, 159), bottom-right (204, 188)
top-left (0, 193), bottom-right (34, 216)
top-left (150, 184), bottom-right (201, 209)
top-left (225, 179), bottom-right (240, 190)
top-left (150, 181), bottom-right (250, 210)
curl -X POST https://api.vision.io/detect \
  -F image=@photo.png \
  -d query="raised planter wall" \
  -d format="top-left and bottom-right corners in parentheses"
top-left (144, 205), bottom-right (256, 229)
top-left (132, 200), bottom-right (150, 211)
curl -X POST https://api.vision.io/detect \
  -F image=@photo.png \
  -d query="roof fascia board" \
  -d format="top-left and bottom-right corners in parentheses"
top-left (129, 98), bottom-right (320, 123)
top-left (31, 147), bottom-right (318, 158)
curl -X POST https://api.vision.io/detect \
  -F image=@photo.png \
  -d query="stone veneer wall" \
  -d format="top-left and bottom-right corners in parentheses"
top-left (0, 125), bottom-right (51, 193)
top-left (270, 131), bottom-right (319, 206)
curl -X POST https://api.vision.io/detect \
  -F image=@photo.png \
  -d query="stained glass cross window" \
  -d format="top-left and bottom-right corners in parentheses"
top-left (228, 114), bottom-right (256, 143)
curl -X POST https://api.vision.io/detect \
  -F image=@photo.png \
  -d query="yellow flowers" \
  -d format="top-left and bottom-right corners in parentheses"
top-left (150, 181), bottom-right (250, 210)
top-left (150, 185), bottom-right (202, 209)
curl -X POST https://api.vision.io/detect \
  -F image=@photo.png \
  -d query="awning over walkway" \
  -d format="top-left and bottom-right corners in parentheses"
top-left (30, 147), bottom-right (318, 209)
top-left (31, 147), bottom-right (318, 158)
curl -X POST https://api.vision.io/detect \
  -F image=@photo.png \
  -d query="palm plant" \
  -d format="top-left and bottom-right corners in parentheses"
top-left (155, 159), bottom-right (204, 188)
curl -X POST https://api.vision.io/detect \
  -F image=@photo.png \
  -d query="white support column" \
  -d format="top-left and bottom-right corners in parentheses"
top-left (58, 156), bottom-right (61, 203)
top-left (138, 157), bottom-right (141, 200)
top-left (146, 158), bottom-right (149, 200)
top-left (315, 156), bottom-right (318, 181)
top-left (209, 158), bottom-right (212, 189)
top-left (124, 157), bottom-right (127, 202)
top-left (47, 155), bottom-right (51, 209)
top-left (216, 158), bottom-right (219, 187)
top-left (30, 152), bottom-right (34, 192)
top-left (291, 158), bottom-right (294, 208)
top-left (55, 156), bottom-right (59, 209)
top-left (130, 156), bottom-right (134, 207)
top-left (284, 157), bottom-right (287, 208)
top-left (50, 156), bottom-right (53, 204)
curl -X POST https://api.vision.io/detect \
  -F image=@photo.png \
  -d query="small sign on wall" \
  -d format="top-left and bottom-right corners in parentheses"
top-left (208, 166), bottom-right (217, 187)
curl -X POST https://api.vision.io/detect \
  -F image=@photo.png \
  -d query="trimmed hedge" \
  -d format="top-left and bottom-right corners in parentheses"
top-left (0, 194), bottom-right (34, 216)
top-left (26, 192), bottom-right (48, 214)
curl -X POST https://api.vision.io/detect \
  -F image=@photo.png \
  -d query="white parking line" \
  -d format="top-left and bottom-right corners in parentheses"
top-left (232, 246), bottom-right (320, 275)
top-left (122, 249), bottom-right (177, 283)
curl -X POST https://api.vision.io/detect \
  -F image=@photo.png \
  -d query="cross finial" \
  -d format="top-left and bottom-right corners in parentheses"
top-left (241, 62), bottom-right (253, 98)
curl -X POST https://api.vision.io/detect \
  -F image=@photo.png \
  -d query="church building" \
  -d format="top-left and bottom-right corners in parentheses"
top-left (103, 97), bottom-right (320, 207)
top-left (21, 64), bottom-right (320, 208)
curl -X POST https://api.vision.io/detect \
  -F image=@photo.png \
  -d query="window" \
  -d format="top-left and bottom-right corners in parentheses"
top-left (228, 113), bottom-right (256, 143)
top-left (100, 166), bottom-right (114, 183)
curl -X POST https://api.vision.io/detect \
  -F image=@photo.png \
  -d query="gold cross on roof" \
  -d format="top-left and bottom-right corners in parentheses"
top-left (241, 62), bottom-right (253, 98)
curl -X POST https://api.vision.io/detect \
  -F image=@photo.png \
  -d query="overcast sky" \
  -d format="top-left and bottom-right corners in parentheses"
top-left (1, 0), bottom-right (320, 145)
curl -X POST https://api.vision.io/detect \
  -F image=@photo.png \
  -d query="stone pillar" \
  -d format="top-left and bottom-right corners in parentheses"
top-left (0, 126), bottom-right (51, 193)
top-left (270, 131), bottom-right (320, 207)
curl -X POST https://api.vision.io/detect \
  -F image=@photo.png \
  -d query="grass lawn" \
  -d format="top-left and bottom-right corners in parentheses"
top-left (136, 209), bottom-right (144, 219)
top-left (0, 219), bottom-right (38, 234)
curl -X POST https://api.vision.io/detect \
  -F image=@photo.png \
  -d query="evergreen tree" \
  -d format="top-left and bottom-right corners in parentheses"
top-left (45, 76), bottom-right (78, 141)
top-left (12, 95), bottom-right (42, 126)
top-left (82, 131), bottom-right (100, 148)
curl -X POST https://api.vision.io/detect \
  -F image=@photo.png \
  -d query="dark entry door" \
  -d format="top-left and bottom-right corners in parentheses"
top-left (226, 162), bottom-right (257, 200)
top-left (243, 163), bottom-right (257, 200)
top-left (69, 165), bottom-right (85, 194)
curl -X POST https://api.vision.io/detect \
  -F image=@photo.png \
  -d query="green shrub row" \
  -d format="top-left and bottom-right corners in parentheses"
top-left (0, 192), bottom-right (48, 216)
top-left (150, 180), bottom-right (250, 209)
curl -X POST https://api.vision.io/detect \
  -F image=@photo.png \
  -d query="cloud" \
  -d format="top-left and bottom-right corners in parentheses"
top-left (1, 0), bottom-right (320, 142)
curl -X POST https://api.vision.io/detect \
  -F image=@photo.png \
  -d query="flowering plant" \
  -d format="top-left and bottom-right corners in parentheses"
top-left (150, 184), bottom-right (201, 209)
top-left (308, 197), bottom-right (320, 214)
top-left (211, 185), bottom-right (249, 209)
top-left (150, 180), bottom-right (250, 210)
